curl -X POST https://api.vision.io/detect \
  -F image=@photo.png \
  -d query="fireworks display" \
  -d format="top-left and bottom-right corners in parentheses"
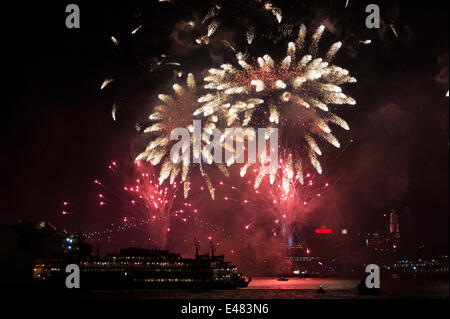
top-left (220, 157), bottom-right (331, 245)
top-left (194, 1), bottom-right (283, 46)
top-left (135, 73), bottom-right (227, 199)
top-left (5, 0), bottom-right (449, 300)
top-left (195, 24), bottom-right (356, 186)
top-left (85, 161), bottom-right (199, 248)
top-left (74, 160), bottom-right (256, 253)
top-left (97, 1), bottom-right (359, 250)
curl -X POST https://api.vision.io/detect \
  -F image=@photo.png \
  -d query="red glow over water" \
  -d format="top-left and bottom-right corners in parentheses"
top-left (245, 277), bottom-right (358, 290)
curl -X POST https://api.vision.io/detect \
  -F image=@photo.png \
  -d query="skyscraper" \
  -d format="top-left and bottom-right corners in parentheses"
top-left (389, 209), bottom-right (399, 234)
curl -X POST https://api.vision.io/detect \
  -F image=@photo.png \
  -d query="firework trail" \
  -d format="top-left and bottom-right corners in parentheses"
top-left (222, 156), bottom-right (330, 244)
top-left (171, 0), bottom-right (283, 46)
top-left (263, 2), bottom-right (282, 24)
top-left (131, 25), bottom-right (142, 35)
top-left (100, 78), bottom-right (114, 90)
top-left (111, 36), bottom-right (119, 47)
top-left (125, 162), bottom-right (196, 247)
top-left (359, 39), bottom-right (372, 45)
top-left (389, 24), bottom-right (399, 38)
top-left (195, 24), bottom-right (356, 187)
top-left (135, 73), bottom-right (231, 199)
top-left (88, 161), bottom-right (199, 248)
top-left (60, 200), bottom-right (76, 216)
top-left (111, 103), bottom-right (118, 121)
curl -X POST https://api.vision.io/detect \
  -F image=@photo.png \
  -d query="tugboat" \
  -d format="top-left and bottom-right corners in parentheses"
top-left (316, 285), bottom-right (326, 294)
top-left (277, 265), bottom-right (290, 281)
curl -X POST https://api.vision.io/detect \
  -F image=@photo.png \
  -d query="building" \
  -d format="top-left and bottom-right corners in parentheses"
top-left (0, 221), bottom-right (66, 284)
top-left (389, 209), bottom-right (399, 234)
top-left (362, 230), bottom-right (400, 265)
top-left (0, 220), bottom-right (91, 284)
top-left (283, 225), bottom-right (354, 275)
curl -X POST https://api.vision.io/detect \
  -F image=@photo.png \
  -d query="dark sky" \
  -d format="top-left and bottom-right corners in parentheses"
top-left (2, 1), bottom-right (449, 255)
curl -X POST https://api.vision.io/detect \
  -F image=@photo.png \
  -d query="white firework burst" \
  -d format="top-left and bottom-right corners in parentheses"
top-left (195, 24), bottom-right (357, 188)
top-left (135, 73), bottom-right (229, 199)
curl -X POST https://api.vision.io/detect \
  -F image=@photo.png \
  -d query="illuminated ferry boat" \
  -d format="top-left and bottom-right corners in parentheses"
top-left (50, 247), bottom-right (250, 290)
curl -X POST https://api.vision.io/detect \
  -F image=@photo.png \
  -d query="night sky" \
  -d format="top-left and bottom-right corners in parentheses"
top-left (3, 1), bottom-right (449, 255)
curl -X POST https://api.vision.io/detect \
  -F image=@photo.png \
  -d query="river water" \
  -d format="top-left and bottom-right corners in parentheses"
top-left (87, 275), bottom-right (448, 299)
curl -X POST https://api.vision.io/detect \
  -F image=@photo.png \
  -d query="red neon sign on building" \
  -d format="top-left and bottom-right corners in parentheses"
top-left (315, 225), bottom-right (332, 234)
